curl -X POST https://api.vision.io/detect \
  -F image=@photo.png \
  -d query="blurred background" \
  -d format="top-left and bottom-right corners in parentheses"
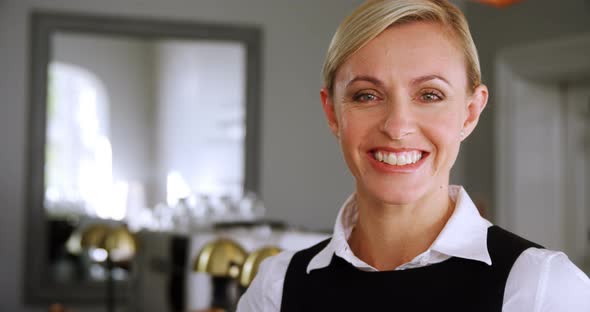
top-left (0, 0), bottom-right (589, 311)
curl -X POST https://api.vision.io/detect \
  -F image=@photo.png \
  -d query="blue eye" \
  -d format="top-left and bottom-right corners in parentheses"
top-left (420, 91), bottom-right (443, 102)
top-left (354, 93), bottom-right (378, 102)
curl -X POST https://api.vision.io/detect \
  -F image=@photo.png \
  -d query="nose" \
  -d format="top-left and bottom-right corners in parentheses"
top-left (380, 99), bottom-right (415, 140)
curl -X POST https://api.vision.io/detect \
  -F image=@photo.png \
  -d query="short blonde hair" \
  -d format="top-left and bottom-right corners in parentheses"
top-left (323, 0), bottom-right (481, 93)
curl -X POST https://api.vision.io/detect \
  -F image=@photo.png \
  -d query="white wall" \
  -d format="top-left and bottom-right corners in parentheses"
top-left (0, 0), bottom-right (361, 310)
top-left (462, 0), bottom-right (590, 220)
top-left (494, 33), bottom-right (590, 269)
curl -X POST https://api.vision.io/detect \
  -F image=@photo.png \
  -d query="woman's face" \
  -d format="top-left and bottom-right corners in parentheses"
top-left (321, 21), bottom-right (487, 205)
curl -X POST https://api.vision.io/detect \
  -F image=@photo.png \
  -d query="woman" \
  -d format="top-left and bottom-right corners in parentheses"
top-left (238, 0), bottom-right (590, 311)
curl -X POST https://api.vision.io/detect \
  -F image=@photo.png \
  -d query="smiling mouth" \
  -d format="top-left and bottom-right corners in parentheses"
top-left (372, 150), bottom-right (425, 166)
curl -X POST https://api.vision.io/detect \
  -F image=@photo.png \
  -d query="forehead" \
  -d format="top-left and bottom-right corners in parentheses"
top-left (335, 21), bottom-right (467, 88)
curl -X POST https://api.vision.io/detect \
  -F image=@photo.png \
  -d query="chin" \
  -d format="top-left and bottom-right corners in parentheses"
top-left (380, 191), bottom-right (423, 206)
top-left (359, 182), bottom-right (428, 206)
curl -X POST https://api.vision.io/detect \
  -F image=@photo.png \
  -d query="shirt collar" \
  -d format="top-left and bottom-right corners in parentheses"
top-left (306, 185), bottom-right (492, 273)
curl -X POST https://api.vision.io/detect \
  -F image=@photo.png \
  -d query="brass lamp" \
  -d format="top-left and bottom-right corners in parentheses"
top-left (74, 224), bottom-right (137, 312)
top-left (75, 223), bottom-right (137, 262)
top-left (79, 224), bottom-right (111, 251)
top-left (193, 238), bottom-right (247, 311)
top-left (193, 238), bottom-right (247, 278)
top-left (238, 246), bottom-right (281, 288)
top-left (103, 226), bottom-right (137, 263)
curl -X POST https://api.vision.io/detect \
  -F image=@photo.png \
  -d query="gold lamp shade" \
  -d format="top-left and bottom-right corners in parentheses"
top-left (193, 239), bottom-right (247, 279)
top-left (74, 223), bottom-right (137, 263)
top-left (80, 224), bottom-right (112, 250)
top-left (239, 246), bottom-right (281, 287)
top-left (103, 226), bottom-right (137, 263)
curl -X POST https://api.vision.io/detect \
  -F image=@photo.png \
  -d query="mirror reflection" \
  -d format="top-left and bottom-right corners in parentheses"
top-left (45, 31), bottom-right (254, 285)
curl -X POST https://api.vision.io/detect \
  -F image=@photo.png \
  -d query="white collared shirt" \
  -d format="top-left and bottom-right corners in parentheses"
top-left (237, 186), bottom-right (590, 311)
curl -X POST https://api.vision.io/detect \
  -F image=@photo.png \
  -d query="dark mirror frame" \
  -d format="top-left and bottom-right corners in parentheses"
top-left (24, 11), bottom-right (262, 304)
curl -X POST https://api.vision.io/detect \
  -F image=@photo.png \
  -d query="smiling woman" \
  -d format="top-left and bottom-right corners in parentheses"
top-left (236, 0), bottom-right (590, 311)
top-left (323, 22), bottom-right (483, 212)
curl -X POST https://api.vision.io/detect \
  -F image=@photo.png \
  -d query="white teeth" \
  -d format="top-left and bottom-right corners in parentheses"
top-left (398, 154), bottom-right (407, 165)
top-left (376, 151), bottom-right (383, 162)
top-left (374, 150), bottom-right (423, 166)
top-left (387, 153), bottom-right (397, 165)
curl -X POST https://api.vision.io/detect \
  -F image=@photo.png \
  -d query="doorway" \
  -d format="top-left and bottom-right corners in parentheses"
top-left (495, 33), bottom-right (590, 273)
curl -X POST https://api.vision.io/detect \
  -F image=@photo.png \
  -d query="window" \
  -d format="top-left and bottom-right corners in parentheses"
top-left (45, 62), bottom-right (125, 220)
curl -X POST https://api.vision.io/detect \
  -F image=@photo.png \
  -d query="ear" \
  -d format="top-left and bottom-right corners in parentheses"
top-left (320, 87), bottom-right (340, 138)
top-left (461, 84), bottom-right (488, 140)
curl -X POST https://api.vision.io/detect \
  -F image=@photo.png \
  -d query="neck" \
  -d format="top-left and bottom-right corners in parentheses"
top-left (348, 184), bottom-right (454, 271)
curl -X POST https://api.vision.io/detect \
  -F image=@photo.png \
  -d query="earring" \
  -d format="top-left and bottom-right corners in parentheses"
top-left (460, 130), bottom-right (465, 138)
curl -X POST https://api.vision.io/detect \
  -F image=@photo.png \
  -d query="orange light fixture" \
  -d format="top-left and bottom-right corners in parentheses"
top-left (473, 0), bottom-right (524, 8)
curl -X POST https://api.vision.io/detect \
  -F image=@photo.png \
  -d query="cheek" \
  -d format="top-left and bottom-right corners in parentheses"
top-left (338, 110), bottom-right (377, 143)
top-left (426, 112), bottom-right (463, 162)
top-left (338, 114), bottom-right (349, 134)
top-left (337, 111), bottom-right (375, 165)
top-left (338, 113), bottom-right (360, 153)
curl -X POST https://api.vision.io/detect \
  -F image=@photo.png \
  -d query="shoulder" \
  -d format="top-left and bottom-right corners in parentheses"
top-left (504, 247), bottom-right (590, 311)
top-left (487, 225), bottom-right (542, 252)
top-left (236, 250), bottom-right (296, 312)
top-left (236, 238), bottom-right (332, 312)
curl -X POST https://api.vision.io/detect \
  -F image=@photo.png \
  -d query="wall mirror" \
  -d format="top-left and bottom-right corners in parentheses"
top-left (25, 11), bottom-right (261, 304)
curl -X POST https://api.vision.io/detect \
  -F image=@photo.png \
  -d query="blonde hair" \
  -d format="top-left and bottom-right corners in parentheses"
top-left (323, 0), bottom-right (481, 93)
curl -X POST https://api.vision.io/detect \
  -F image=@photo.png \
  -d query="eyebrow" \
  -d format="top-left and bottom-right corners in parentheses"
top-left (346, 75), bottom-right (385, 89)
top-left (411, 75), bottom-right (451, 87)
top-left (346, 74), bottom-right (451, 88)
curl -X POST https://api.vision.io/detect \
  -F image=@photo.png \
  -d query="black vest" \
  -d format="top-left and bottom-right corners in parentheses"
top-left (280, 226), bottom-right (542, 312)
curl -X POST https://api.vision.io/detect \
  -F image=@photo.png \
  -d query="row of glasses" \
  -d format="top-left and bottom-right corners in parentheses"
top-left (128, 191), bottom-right (266, 235)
